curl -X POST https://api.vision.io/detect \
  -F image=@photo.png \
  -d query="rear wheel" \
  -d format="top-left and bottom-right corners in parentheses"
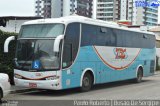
top-left (80, 72), bottom-right (93, 92)
top-left (134, 68), bottom-right (143, 83)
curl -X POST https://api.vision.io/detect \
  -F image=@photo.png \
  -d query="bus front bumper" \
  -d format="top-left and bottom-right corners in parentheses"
top-left (14, 78), bottom-right (62, 90)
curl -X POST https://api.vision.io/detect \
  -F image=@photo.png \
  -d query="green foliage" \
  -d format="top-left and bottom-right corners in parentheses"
top-left (156, 64), bottom-right (160, 71)
top-left (0, 30), bottom-right (17, 84)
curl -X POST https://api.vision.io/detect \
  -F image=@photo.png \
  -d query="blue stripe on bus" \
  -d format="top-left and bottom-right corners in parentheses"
top-left (61, 46), bottom-right (156, 89)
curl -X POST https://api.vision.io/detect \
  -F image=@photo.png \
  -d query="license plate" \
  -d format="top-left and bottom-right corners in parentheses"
top-left (29, 83), bottom-right (37, 88)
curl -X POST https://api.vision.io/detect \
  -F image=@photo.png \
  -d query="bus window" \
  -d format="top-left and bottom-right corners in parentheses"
top-left (62, 44), bottom-right (72, 68)
top-left (81, 24), bottom-right (116, 47)
top-left (20, 24), bottom-right (64, 38)
top-left (81, 24), bottom-right (97, 46)
top-left (62, 23), bottom-right (80, 68)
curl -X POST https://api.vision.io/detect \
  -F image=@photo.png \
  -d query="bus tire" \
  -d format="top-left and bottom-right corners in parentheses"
top-left (80, 72), bottom-right (93, 92)
top-left (0, 88), bottom-right (2, 103)
top-left (134, 67), bottom-right (143, 83)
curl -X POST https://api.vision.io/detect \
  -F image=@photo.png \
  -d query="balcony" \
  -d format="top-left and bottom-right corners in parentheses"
top-left (43, 2), bottom-right (51, 6)
top-left (97, 6), bottom-right (113, 9)
top-left (146, 10), bottom-right (158, 15)
top-left (97, 16), bottom-right (113, 19)
top-left (146, 14), bottom-right (158, 19)
top-left (97, 1), bottom-right (113, 4)
top-left (97, 11), bottom-right (113, 14)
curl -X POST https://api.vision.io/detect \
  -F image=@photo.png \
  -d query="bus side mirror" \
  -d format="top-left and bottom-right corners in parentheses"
top-left (53, 35), bottom-right (64, 52)
top-left (4, 36), bottom-right (15, 53)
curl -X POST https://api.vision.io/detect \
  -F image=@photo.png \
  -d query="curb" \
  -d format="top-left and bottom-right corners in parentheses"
top-left (154, 71), bottom-right (160, 75)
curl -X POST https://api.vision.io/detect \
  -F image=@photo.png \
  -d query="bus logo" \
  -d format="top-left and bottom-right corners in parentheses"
top-left (114, 48), bottom-right (128, 59)
top-left (32, 60), bottom-right (41, 69)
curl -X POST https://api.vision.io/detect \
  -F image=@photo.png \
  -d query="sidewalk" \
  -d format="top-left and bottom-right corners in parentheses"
top-left (155, 70), bottom-right (160, 75)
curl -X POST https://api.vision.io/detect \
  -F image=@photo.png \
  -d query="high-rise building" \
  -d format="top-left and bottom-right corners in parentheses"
top-left (35, 0), bottom-right (43, 17)
top-left (51, 0), bottom-right (94, 18)
top-left (96, 0), bottom-right (158, 26)
top-left (96, 0), bottom-right (115, 21)
top-left (127, 0), bottom-right (158, 26)
top-left (35, 0), bottom-right (158, 25)
top-left (43, 0), bottom-right (52, 18)
top-left (51, 0), bottom-right (62, 18)
top-left (35, 0), bottom-right (51, 18)
top-left (144, 6), bottom-right (158, 26)
top-left (35, 0), bottom-right (94, 18)
top-left (96, 0), bottom-right (129, 21)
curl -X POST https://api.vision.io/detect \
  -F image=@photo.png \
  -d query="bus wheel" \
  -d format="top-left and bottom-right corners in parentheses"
top-left (0, 88), bottom-right (2, 103)
top-left (81, 72), bottom-right (93, 92)
top-left (134, 68), bottom-right (143, 83)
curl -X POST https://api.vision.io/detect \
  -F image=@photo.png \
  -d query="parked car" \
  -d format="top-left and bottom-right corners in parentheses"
top-left (0, 73), bottom-right (10, 102)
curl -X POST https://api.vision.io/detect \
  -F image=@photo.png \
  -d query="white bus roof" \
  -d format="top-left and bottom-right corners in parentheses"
top-left (23, 15), bottom-right (154, 35)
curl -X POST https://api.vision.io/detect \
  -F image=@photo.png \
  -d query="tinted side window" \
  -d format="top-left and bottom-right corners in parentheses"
top-left (145, 34), bottom-right (155, 48)
top-left (81, 23), bottom-right (155, 48)
top-left (81, 24), bottom-right (116, 46)
top-left (115, 30), bottom-right (124, 47)
top-left (97, 27), bottom-right (116, 46)
top-left (62, 23), bottom-right (80, 68)
top-left (81, 24), bottom-right (97, 46)
top-left (116, 29), bottom-right (155, 48)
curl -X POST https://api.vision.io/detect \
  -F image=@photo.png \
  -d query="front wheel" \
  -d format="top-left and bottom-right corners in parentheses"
top-left (0, 89), bottom-right (2, 103)
top-left (80, 73), bottom-right (93, 92)
top-left (134, 68), bottom-right (143, 83)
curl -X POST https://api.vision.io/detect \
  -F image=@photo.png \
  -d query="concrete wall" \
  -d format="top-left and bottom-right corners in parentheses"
top-left (51, 0), bottom-right (62, 18)
top-left (136, 7), bottom-right (144, 25)
top-left (120, 0), bottom-right (127, 20)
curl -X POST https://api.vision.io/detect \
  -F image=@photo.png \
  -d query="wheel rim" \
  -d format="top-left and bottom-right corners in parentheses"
top-left (83, 77), bottom-right (90, 87)
top-left (137, 70), bottom-right (142, 81)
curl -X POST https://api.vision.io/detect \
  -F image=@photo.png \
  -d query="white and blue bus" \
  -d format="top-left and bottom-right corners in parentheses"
top-left (4, 16), bottom-right (156, 91)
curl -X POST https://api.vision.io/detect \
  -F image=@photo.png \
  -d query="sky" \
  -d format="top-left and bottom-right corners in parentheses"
top-left (0, 0), bottom-right (35, 16)
top-left (0, 0), bottom-right (160, 23)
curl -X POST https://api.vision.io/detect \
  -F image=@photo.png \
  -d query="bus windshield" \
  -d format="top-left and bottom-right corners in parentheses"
top-left (19, 23), bottom-right (64, 38)
top-left (15, 39), bottom-right (61, 71)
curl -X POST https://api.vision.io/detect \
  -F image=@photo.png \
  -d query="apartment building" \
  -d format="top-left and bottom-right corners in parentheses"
top-left (53, 0), bottom-right (94, 18)
top-left (35, 0), bottom-right (158, 25)
top-left (35, 0), bottom-right (51, 18)
top-left (43, 0), bottom-right (52, 18)
top-left (35, 0), bottom-right (94, 18)
top-left (96, 0), bottom-right (115, 21)
top-left (35, 0), bottom-right (43, 17)
top-left (96, 0), bottom-right (158, 26)
top-left (96, 0), bottom-right (131, 22)
top-left (144, 6), bottom-right (158, 26)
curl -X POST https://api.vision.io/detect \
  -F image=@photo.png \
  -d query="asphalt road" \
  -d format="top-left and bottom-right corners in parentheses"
top-left (1, 73), bottom-right (160, 106)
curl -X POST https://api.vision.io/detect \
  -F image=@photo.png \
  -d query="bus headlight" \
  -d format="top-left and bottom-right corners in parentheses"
top-left (46, 76), bottom-right (59, 80)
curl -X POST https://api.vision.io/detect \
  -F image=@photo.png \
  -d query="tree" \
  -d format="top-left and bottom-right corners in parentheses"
top-left (0, 19), bottom-right (7, 27)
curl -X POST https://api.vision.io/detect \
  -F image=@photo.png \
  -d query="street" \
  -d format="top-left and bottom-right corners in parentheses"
top-left (3, 73), bottom-right (160, 101)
